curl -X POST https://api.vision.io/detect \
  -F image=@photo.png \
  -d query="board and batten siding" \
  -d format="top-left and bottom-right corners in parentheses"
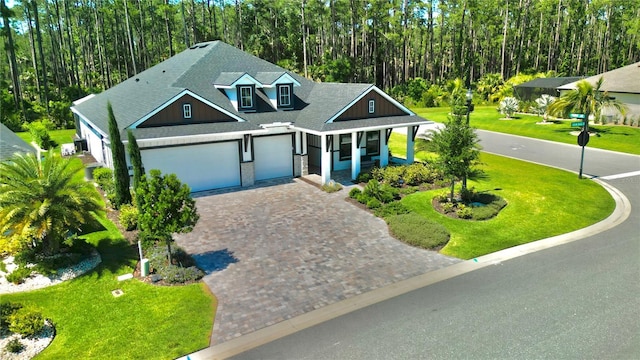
top-left (139, 94), bottom-right (235, 127)
top-left (335, 91), bottom-right (406, 121)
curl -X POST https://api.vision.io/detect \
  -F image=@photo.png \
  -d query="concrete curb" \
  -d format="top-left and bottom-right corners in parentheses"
top-left (180, 178), bottom-right (631, 360)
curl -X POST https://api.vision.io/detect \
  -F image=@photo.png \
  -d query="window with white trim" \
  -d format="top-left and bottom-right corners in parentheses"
top-left (368, 99), bottom-right (375, 114)
top-left (278, 84), bottom-right (292, 107)
top-left (339, 134), bottom-right (352, 160)
top-left (239, 85), bottom-right (254, 109)
top-left (183, 103), bottom-right (192, 119)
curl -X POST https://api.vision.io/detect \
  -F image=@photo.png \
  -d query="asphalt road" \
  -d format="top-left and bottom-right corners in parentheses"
top-left (231, 132), bottom-right (640, 360)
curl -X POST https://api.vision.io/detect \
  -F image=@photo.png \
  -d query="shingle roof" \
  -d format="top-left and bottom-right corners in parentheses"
top-left (515, 77), bottom-right (584, 89)
top-left (72, 41), bottom-right (428, 138)
top-left (557, 62), bottom-right (640, 93)
top-left (0, 123), bottom-right (36, 161)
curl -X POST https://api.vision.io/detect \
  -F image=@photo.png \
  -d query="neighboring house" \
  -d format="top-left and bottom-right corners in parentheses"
top-left (514, 77), bottom-right (583, 101)
top-left (71, 41), bottom-right (430, 192)
top-left (557, 62), bottom-right (640, 122)
top-left (0, 123), bottom-right (36, 162)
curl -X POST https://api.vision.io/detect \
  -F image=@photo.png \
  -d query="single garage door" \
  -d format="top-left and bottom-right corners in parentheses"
top-left (141, 141), bottom-right (241, 192)
top-left (253, 135), bottom-right (293, 181)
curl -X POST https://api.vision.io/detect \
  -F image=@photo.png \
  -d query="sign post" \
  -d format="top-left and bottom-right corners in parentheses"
top-left (571, 113), bottom-right (588, 178)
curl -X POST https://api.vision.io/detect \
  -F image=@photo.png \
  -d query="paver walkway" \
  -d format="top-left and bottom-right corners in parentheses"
top-left (175, 178), bottom-right (460, 345)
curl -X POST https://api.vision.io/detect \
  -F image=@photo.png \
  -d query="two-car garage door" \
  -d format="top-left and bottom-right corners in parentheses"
top-left (141, 141), bottom-right (241, 192)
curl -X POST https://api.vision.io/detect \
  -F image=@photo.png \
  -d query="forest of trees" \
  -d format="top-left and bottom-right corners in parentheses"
top-left (2, 0), bottom-right (639, 131)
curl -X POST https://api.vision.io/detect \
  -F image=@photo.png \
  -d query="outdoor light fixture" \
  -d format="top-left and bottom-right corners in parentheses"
top-left (466, 88), bottom-right (473, 125)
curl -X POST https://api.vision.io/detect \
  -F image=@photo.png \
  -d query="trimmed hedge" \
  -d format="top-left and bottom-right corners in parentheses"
top-left (386, 213), bottom-right (450, 249)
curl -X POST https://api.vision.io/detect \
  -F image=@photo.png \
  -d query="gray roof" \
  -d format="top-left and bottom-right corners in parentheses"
top-left (72, 41), bottom-right (428, 139)
top-left (515, 77), bottom-right (584, 89)
top-left (557, 62), bottom-right (640, 93)
top-left (321, 115), bottom-right (430, 132)
top-left (0, 123), bottom-right (36, 161)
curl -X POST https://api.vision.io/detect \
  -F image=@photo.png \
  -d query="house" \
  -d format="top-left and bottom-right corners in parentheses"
top-left (557, 62), bottom-right (640, 122)
top-left (0, 123), bottom-right (36, 162)
top-left (514, 77), bottom-right (583, 101)
top-left (71, 41), bottom-right (430, 192)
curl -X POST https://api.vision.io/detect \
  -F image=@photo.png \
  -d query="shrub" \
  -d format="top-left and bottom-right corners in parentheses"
top-left (471, 196), bottom-right (508, 220)
top-left (1, 302), bottom-right (23, 334)
top-left (119, 204), bottom-right (139, 231)
top-left (386, 213), bottom-right (450, 249)
top-left (363, 180), bottom-right (399, 203)
top-left (442, 202), bottom-right (455, 213)
top-left (373, 202), bottom-right (411, 219)
top-left (436, 191), bottom-right (449, 203)
top-left (321, 180), bottom-right (343, 193)
top-left (399, 186), bottom-right (419, 196)
top-left (93, 167), bottom-right (115, 194)
top-left (460, 187), bottom-right (476, 202)
top-left (24, 120), bottom-right (54, 150)
top-left (5, 338), bottom-right (25, 353)
top-left (5, 266), bottom-right (33, 285)
top-left (456, 204), bottom-right (473, 219)
top-left (403, 162), bottom-right (439, 185)
top-left (348, 187), bottom-right (362, 199)
top-left (147, 245), bottom-right (204, 283)
top-left (366, 198), bottom-right (382, 209)
top-left (355, 171), bottom-right (372, 183)
top-left (356, 192), bottom-right (371, 204)
top-left (8, 307), bottom-right (44, 337)
top-left (499, 97), bottom-right (519, 118)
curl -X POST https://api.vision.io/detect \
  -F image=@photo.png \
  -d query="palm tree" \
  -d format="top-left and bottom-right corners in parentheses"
top-left (0, 153), bottom-right (104, 255)
top-left (548, 77), bottom-right (627, 126)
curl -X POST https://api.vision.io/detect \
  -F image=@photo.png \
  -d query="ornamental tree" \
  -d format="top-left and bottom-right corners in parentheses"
top-left (127, 130), bottom-right (143, 190)
top-left (107, 102), bottom-right (131, 208)
top-left (136, 170), bottom-right (199, 264)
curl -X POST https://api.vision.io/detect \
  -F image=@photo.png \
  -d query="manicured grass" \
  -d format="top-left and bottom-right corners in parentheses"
top-left (16, 129), bottom-right (76, 153)
top-left (413, 106), bottom-right (640, 155)
top-left (400, 152), bottom-right (615, 259)
top-left (3, 214), bottom-right (216, 359)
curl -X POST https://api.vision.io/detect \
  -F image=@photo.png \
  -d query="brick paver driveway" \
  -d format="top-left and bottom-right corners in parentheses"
top-left (174, 178), bottom-right (460, 345)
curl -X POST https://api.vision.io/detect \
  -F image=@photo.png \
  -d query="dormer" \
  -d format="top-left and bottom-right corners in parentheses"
top-left (255, 72), bottom-right (301, 110)
top-left (214, 72), bottom-right (262, 112)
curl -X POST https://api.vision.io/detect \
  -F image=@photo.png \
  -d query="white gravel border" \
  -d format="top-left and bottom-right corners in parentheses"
top-left (0, 321), bottom-right (55, 360)
top-left (0, 250), bottom-right (102, 294)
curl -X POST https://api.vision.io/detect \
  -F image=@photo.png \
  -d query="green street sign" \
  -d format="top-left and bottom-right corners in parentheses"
top-left (569, 113), bottom-right (586, 119)
top-left (571, 121), bottom-right (585, 127)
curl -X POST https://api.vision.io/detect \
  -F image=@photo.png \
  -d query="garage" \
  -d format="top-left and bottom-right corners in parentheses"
top-left (141, 141), bottom-right (241, 192)
top-left (253, 134), bottom-right (293, 181)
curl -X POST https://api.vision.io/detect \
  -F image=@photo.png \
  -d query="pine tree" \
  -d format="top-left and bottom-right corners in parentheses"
top-left (107, 102), bottom-right (132, 208)
top-left (127, 130), bottom-right (144, 190)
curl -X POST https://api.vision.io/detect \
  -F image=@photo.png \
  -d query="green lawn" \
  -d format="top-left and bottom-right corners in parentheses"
top-left (16, 129), bottom-right (76, 153)
top-left (3, 212), bottom-right (215, 359)
top-left (413, 105), bottom-right (640, 155)
top-left (388, 133), bottom-right (615, 259)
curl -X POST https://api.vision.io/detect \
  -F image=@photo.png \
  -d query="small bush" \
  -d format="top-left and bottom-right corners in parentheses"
top-left (399, 186), bottom-right (419, 196)
top-left (373, 202), bottom-right (411, 218)
top-left (1, 302), bottom-right (23, 334)
top-left (403, 162), bottom-right (439, 185)
top-left (5, 266), bottom-right (33, 285)
top-left (321, 181), bottom-right (343, 193)
top-left (363, 180), bottom-right (399, 203)
top-left (147, 244), bottom-right (204, 283)
top-left (24, 120), bottom-right (55, 150)
top-left (93, 167), bottom-right (115, 193)
top-left (442, 202), bottom-right (455, 213)
top-left (436, 191), bottom-right (449, 203)
top-left (386, 213), bottom-right (450, 249)
top-left (356, 192), bottom-right (371, 204)
top-left (5, 338), bottom-right (25, 353)
top-left (355, 172), bottom-right (372, 183)
top-left (8, 307), bottom-right (44, 337)
top-left (366, 198), bottom-right (382, 209)
top-left (119, 204), bottom-right (139, 231)
top-left (471, 196), bottom-right (508, 220)
top-left (460, 187), bottom-right (476, 202)
top-left (348, 188), bottom-right (362, 199)
top-left (456, 204), bottom-right (473, 219)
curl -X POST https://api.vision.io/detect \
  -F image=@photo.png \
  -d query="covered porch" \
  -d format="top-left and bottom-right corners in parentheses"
top-left (302, 119), bottom-right (429, 185)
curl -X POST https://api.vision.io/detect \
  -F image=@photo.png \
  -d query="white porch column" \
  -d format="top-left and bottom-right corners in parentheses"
top-left (406, 126), bottom-right (415, 164)
top-left (380, 129), bottom-right (389, 167)
top-left (351, 132), bottom-right (361, 180)
top-left (320, 134), bottom-right (331, 184)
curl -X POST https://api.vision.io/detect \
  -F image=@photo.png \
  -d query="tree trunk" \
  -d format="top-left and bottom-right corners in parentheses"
top-left (1, 0), bottom-right (22, 110)
top-left (124, 0), bottom-right (137, 75)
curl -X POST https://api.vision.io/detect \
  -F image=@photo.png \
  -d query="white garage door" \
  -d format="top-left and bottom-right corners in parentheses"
top-left (141, 141), bottom-right (241, 192)
top-left (253, 135), bottom-right (293, 181)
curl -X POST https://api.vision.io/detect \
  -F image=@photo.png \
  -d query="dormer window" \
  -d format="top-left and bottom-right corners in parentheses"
top-left (277, 84), bottom-right (292, 108)
top-left (238, 85), bottom-right (255, 110)
top-left (368, 99), bottom-right (375, 114)
top-left (183, 103), bottom-right (192, 119)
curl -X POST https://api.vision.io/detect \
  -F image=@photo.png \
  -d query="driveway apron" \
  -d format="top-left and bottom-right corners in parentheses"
top-left (174, 178), bottom-right (460, 345)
